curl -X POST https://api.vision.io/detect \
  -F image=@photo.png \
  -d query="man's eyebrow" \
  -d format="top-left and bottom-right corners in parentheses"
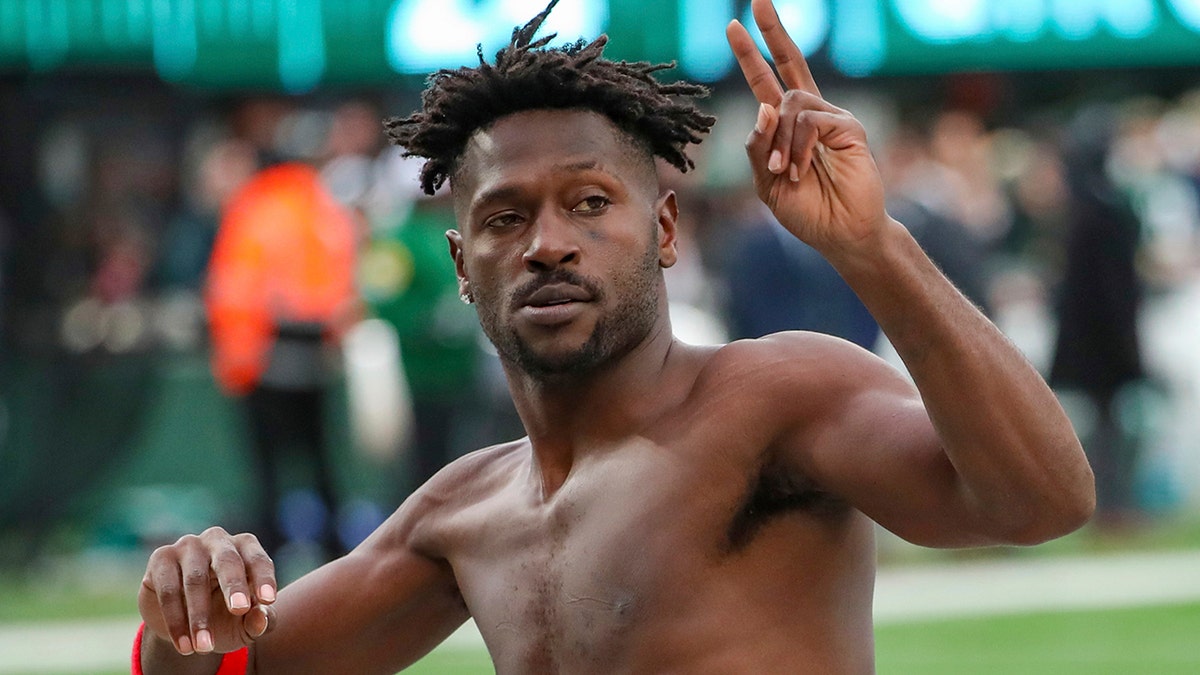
top-left (553, 159), bottom-right (603, 174)
top-left (472, 185), bottom-right (524, 211)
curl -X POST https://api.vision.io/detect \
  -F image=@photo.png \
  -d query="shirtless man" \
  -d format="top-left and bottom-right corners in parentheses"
top-left (135, 1), bottom-right (1095, 672)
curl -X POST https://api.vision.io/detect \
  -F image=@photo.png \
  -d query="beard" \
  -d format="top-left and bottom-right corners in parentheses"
top-left (473, 237), bottom-right (662, 380)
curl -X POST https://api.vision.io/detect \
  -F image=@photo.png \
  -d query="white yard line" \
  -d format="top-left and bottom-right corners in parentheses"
top-left (0, 616), bottom-right (141, 674)
top-left (873, 549), bottom-right (1200, 624)
top-left (3, 550), bottom-right (1199, 673)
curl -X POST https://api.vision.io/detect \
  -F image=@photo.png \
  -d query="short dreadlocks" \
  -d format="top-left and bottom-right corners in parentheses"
top-left (384, 0), bottom-right (717, 195)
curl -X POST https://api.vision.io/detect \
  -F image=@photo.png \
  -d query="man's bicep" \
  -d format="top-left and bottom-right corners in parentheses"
top-left (789, 367), bottom-right (994, 548)
top-left (251, 541), bottom-right (467, 674)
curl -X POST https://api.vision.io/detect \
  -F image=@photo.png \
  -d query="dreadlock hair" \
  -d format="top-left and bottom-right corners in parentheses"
top-left (384, 0), bottom-right (716, 195)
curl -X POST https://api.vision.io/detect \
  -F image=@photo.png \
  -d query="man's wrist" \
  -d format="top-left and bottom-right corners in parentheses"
top-left (819, 215), bottom-right (911, 274)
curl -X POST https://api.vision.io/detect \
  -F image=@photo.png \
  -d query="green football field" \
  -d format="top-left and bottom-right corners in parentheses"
top-left (6, 600), bottom-right (1197, 674)
top-left (874, 602), bottom-right (1200, 674)
top-left (397, 601), bottom-right (1200, 674)
top-left (76, 600), bottom-right (1179, 675)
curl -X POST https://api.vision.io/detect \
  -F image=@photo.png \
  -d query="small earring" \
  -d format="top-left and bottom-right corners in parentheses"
top-left (460, 290), bottom-right (473, 305)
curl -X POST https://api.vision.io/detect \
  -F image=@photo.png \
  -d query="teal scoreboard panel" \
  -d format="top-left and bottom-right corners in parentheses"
top-left (4, 0), bottom-right (1200, 89)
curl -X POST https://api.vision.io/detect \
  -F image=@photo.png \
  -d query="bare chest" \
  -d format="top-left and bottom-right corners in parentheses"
top-left (449, 447), bottom-right (706, 667)
top-left (440, 437), bottom-right (856, 673)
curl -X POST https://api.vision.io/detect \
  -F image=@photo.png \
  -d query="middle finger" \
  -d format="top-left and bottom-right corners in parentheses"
top-left (180, 547), bottom-right (217, 653)
top-left (750, 0), bottom-right (822, 97)
top-left (211, 541), bottom-right (253, 615)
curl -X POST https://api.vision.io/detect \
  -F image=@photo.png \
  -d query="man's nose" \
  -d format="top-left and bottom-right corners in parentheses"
top-left (522, 212), bottom-right (581, 272)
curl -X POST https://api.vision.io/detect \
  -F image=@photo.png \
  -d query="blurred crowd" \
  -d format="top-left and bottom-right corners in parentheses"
top-left (2, 76), bottom-right (1200, 557)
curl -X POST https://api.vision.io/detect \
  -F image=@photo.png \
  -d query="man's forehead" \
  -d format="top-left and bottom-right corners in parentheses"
top-left (451, 109), bottom-right (656, 198)
top-left (464, 109), bottom-right (635, 163)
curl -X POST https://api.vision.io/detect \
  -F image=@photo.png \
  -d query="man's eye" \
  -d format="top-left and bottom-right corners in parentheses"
top-left (485, 213), bottom-right (522, 228)
top-left (574, 195), bottom-right (611, 213)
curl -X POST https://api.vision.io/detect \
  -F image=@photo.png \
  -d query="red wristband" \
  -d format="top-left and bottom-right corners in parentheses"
top-left (132, 622), bottom-right (249, 675)
top-left (132, 622), bottom-right (145, 675)
top-left (216, 643), bottom-right (250, 675)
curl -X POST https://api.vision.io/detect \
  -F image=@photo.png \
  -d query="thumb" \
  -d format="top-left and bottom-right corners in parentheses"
top-left (240, 603), bottom-right (276, 645)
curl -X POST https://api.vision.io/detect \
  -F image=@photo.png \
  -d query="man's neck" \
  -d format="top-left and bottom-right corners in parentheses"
top-left (504, 319), bottom-right (682, 498)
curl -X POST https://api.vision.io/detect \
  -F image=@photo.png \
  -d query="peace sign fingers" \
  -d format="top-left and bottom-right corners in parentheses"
top-left (725, 0), bottom-right (888, 251)
top-left (726, 0), bottom-right (822, 106)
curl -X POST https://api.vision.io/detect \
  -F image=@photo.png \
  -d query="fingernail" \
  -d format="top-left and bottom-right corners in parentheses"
top-left (769, 150), bottom-right (783, 173)
top-left (178, 636), bottom-right (194, 655)
top-left (195, 629), bottom-right (214, 653)
top-left (231, 592), bottom-right (250, 610)
top-left (790, 163), bottom-right (801, 182)
top-left (259, 585), bottom-right (276, 603)
top-left (755, 103), bottom-right (769, 133)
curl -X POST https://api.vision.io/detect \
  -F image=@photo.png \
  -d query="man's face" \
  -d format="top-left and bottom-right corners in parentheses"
top-left (447, 109), bottom-right (679, 379)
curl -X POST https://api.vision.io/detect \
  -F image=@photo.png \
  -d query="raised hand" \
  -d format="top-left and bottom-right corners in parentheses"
top-left (726, 0), bottom-right (888, 256)
top-left (138, 527), bottom-right (277, 656)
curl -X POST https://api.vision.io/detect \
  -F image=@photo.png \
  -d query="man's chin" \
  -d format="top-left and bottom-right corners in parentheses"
top-left (511, 340), bottom-right (607, 379)
top-left (520, 350), bottom-right (601, 378)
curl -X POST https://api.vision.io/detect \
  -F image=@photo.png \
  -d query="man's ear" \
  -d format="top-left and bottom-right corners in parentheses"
top-left (656, 190), bottom-right (680, 269)
top-left (446, 229), bottom-right (470, 296)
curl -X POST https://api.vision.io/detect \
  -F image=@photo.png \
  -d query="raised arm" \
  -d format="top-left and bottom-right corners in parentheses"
top-left (137, 500), bottom-right (468, 674)
top-left (726, 0), bottom-right (1094, 547)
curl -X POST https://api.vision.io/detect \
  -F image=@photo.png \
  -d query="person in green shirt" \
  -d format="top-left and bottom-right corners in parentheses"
top-left (359, 193), bottom-right (484, 490)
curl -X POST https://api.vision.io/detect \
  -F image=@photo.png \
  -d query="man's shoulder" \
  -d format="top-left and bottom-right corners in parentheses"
top-left (700, 331), bottom-right (880, 385)
top-left (390, 439), bottom-right (529, 554)
top-left (680, 331), bottom-right (899, 429)
top-left (423, 439), bottom-right (530, 500)
top-left (653, 334), bottom-right (841, 428)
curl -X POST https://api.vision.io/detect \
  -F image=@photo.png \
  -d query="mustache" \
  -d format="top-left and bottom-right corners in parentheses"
top-left (511, 269), bottom-right (603, 309)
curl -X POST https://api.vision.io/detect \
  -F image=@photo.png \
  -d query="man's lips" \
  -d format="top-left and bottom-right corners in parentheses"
top-left (515, 283), bottom-right (595, 326)
top-left (521, 283), bottom-right (593, 308)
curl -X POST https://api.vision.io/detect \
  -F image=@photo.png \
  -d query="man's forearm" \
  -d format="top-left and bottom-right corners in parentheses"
top-left (827, 217), bottom-right (1094, 542)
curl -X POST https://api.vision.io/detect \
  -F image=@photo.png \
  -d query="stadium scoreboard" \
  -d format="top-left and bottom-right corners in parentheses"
top-left (4, 0), bottom-right (1200, 90)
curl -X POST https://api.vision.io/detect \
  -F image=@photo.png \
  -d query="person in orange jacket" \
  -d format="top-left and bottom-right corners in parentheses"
top-left (205, 161), bottom-right (359, 560)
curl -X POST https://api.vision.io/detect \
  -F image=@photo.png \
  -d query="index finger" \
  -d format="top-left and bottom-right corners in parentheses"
top-left (726, 19), bottom-right (784, 106)
top-left (750, 0), bottom-right (822, 97)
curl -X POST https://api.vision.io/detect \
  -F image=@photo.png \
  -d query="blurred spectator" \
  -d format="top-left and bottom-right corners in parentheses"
top-left (1049, 105), bottom-right (1148, 529)
top-left (205, 160), bottom-right (360, 559)
top-left (721, 196), bottom-right (879, 349)
top-left (361, 188), bottom-right (484, 492)
top-left (880, 121), bottom-right (995, 315)
top-left (980, 130), bottom-right (1071, 373)
top-left (1105, 94), bottom-right (1200, 513)
top-left (318, 102), bottom-right (491, 493)
top-left (926, 110), bottom-right (1012, 246)
top-left (157, 136), bottom-right (258, 291)
top-left (1110, 97), bottom-right (1200, 286)
top-left (998, 129), bottom-right (1070, 272)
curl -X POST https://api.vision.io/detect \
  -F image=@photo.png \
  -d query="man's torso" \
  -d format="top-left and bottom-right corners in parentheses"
top-left (410, 340), bottom-right (878, 673)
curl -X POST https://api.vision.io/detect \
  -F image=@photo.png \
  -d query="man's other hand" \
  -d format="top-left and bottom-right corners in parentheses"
top-left (138, 526), bottom-right (277, 655)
